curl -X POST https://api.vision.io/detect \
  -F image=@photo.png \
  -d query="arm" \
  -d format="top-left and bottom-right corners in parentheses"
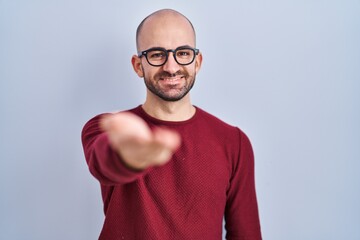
top-left (81, 112), bottom-right (180, 185)
top-left (225, 129), bottom-right (262, 240)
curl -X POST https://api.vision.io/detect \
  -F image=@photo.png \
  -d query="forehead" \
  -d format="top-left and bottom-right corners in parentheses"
top-left (138, 13), bottom-right (195, 50)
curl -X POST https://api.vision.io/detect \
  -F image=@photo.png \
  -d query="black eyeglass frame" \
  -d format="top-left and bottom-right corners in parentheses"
top-left (138, 46), bottom-right (200, 67)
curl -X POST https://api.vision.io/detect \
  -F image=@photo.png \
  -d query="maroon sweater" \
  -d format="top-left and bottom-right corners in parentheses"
top-left (82, 106), bottom-right (262, 240)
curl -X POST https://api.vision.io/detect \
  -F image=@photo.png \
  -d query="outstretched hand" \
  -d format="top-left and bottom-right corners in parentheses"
top-left (100, 112), bottom-right (181, 170)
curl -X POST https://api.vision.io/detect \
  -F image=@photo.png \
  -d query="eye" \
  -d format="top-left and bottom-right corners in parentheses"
top-left (148, 51), bottom-right (166, 59)
top-left (176, 49), bottom-right (192, 58)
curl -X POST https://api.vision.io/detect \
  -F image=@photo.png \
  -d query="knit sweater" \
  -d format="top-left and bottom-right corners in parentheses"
top-left (82, 105), bottom-right (262, 240)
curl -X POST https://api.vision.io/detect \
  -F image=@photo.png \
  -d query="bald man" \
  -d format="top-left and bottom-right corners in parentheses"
top-left (82, 9), bottom-right (262, 240)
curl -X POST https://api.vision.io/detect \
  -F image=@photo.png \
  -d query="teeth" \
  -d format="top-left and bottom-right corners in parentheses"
top-left (162, 77), bottom-right (181, 81)
top-left (166, 78), bottom-right (178, 81)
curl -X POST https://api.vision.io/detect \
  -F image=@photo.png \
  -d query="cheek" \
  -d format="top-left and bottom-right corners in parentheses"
top-left (141, 65), bottom-right (157, 79)
top-left (187, 65), bottom-right (197, 75)
top-left (143, 67), bottom-right (159, 80)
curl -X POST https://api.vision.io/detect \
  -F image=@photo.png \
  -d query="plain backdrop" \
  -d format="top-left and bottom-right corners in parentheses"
top-left (1, 1), bottom-right (359, 239)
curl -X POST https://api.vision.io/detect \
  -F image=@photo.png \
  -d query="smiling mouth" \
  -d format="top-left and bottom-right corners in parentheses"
top-left (159, 76), bottom-right (185, 85)
top-left (160, 76), bottom-right (184, 82)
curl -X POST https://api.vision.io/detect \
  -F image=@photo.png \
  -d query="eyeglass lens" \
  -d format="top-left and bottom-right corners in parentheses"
top-left (146, 48), bottom-right (195, 66)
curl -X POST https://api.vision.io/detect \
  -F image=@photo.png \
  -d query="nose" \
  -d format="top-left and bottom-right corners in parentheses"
top-left (162, 52), bottom-right (180, 74)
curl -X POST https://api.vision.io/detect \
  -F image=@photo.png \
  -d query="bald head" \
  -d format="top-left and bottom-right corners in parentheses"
top-left (136, 9), bottom-right (196, 51)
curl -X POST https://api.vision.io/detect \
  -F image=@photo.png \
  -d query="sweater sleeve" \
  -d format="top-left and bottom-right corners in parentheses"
top-left (224, 128), bottom-right (262, 240)
top-left (81, 114), bottom-right (146, 185)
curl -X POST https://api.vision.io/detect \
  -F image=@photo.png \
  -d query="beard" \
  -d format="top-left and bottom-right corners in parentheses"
top-left (143, 70), bottom-right (196, 102)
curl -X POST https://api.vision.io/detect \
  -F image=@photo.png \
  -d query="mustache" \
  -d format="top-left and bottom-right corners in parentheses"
top-left (155, 71), bottom-right (188, 79)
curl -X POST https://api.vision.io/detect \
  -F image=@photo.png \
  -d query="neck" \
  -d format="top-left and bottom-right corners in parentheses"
top-left (142, 94), bottom-right (195, 121)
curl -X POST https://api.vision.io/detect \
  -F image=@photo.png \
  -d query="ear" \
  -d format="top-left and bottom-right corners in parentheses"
top-left (195, 52), bottom-right (203, 74)
top-left (131, 55), bottom-right (144, 78)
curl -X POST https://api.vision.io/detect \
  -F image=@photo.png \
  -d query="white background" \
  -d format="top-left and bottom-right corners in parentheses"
top-left (1, 1), bottom-right (359, 239)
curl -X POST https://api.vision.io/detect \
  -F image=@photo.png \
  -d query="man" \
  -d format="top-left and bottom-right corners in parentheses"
top-left (82, 9), bottom-right (262, 240)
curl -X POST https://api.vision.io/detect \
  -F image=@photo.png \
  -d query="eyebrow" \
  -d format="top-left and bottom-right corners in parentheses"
top-left (147, 45), bottom-right (194, 50)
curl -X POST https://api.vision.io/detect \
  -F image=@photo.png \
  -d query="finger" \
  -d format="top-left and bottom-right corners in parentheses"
top-left (152, 148), bottom-right (174, 166)
top-left (100, 112), bottom-right (152, 142)
top-left (99, 113), bottom-right (113, 131)
top-left (153, 127), bottom-right (181, 151)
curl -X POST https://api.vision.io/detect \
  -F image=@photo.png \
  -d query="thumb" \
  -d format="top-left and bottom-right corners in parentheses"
top-left (153, 127), bottom-right (181, 151)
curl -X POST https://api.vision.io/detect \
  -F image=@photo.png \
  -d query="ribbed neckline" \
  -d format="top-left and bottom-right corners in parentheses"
top-left (131, 105), bottom-right (200, 126)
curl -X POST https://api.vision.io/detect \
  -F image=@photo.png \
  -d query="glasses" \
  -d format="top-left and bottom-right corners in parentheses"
top-left (138, 46), bottom-right (200, 67)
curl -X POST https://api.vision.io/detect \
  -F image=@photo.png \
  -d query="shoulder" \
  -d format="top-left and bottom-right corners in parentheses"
top-left (81, 106), bottom-right (141, 139)
top-left (194, 106), bottom-right (252, 145)
top-left (82, 106), bottom-right (141, 131)
top-left (195, 106), bottom-right (238, 133)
